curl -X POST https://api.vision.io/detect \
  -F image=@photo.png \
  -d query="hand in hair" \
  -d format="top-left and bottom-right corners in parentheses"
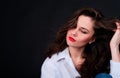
top-left (110, 21), bottom-right (120, 62)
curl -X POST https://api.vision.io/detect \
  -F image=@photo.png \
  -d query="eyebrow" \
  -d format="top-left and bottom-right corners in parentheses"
top-left (80, 27), bottom-right (89, 32)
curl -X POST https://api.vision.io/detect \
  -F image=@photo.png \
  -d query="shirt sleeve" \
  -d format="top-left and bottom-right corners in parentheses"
top-left (110, 60), bottom-right (120, 78)
top-left (41, 58), bottom-right (61, 78)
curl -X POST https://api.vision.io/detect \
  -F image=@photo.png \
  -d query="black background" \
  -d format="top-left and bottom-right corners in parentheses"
top-left (2, 0), bottom-right (120, 78)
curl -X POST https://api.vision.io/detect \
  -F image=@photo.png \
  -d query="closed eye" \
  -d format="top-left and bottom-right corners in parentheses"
top-left (80, 27), bottom-right (89, 34)
top-left (81, 30), bottom-right (88, 34)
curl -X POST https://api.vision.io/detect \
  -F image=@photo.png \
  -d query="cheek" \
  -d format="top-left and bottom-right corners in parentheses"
top-left (66, 31), bottom-right (70, 39)
top-left (78, 36), bottom-right (92, 43)
top-left (67, 30), bottom-right (72, 36)
top-left (66, 31), bottom-right (69, 37)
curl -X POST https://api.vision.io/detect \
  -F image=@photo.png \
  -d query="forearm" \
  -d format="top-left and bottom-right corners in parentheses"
top-left (110, 45), bottom-right (120, 62)
top-left (110, 22), bottom-right (120, 62)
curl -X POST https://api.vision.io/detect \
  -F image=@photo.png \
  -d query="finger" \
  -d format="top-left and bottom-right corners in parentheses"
top-left (116, 22), bottom-right (120, 29)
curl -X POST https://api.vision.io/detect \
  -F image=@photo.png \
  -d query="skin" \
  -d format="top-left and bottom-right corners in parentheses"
top-left (66, 15), bottom-right (95, 48)
top-left (110, 22), bottom-right (120, 62)
top-left (66, 15), bottom-right (95, 70)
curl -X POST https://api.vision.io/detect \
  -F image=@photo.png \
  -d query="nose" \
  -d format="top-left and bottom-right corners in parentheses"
top-left (72, 29), bottom-right (78, 37)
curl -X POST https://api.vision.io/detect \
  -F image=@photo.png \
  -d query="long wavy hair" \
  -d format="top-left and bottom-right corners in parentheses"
top-left (45, 7), bottom-right (118, 78)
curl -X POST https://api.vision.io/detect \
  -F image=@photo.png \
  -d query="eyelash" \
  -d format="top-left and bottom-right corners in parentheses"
top-left (80, 30), bottom-right (88, 34)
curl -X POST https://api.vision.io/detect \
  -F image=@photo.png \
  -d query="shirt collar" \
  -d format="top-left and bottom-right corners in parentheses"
top-left (56, 47), bottom-right (75, 66)
top-left (57, 47), bottom-right (70, 62)
top-left (56, 47), bottom-right (81, 77)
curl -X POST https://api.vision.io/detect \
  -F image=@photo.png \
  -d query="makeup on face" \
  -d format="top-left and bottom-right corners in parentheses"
top-left (68, 36), bottom-right (76, 42)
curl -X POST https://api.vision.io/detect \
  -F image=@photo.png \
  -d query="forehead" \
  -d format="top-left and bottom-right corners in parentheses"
top-left (77, 15), bottom-right (95, 30)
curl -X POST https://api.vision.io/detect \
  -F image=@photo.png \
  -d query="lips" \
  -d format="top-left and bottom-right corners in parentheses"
top-left (68, 37), bottom-right (76, 42)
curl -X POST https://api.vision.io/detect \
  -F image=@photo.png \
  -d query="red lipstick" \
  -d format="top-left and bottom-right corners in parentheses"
top-left (68, 37), bottom-right (76, 42)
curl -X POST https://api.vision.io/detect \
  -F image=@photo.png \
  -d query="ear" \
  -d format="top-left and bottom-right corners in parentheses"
top-left (89, 37), bottom-right (95, 44)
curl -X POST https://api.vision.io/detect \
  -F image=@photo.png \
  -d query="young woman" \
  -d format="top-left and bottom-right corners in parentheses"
top-left (41, 7), bottom-right (120, 78)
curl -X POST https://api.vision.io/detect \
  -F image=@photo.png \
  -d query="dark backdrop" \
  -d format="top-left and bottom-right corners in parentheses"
top-left (2, 0), bottom-right (120, 78)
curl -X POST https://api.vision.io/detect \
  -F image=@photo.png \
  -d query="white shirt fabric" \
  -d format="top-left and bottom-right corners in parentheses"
top-left (41, 48), bottom-right (120, 78)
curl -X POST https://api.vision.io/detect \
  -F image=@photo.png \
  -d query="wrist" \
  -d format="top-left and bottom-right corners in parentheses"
top-left (110, 43), bottom-right (119, 49)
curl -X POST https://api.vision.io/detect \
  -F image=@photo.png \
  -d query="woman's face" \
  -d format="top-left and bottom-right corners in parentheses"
top-left (66, 15), bottom-right (95, 48)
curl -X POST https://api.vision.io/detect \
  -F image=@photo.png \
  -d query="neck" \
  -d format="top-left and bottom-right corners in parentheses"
top-left (68, 46), bottom-right (85, 59)
top-left (68, 47), bottom-right (85, 70)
